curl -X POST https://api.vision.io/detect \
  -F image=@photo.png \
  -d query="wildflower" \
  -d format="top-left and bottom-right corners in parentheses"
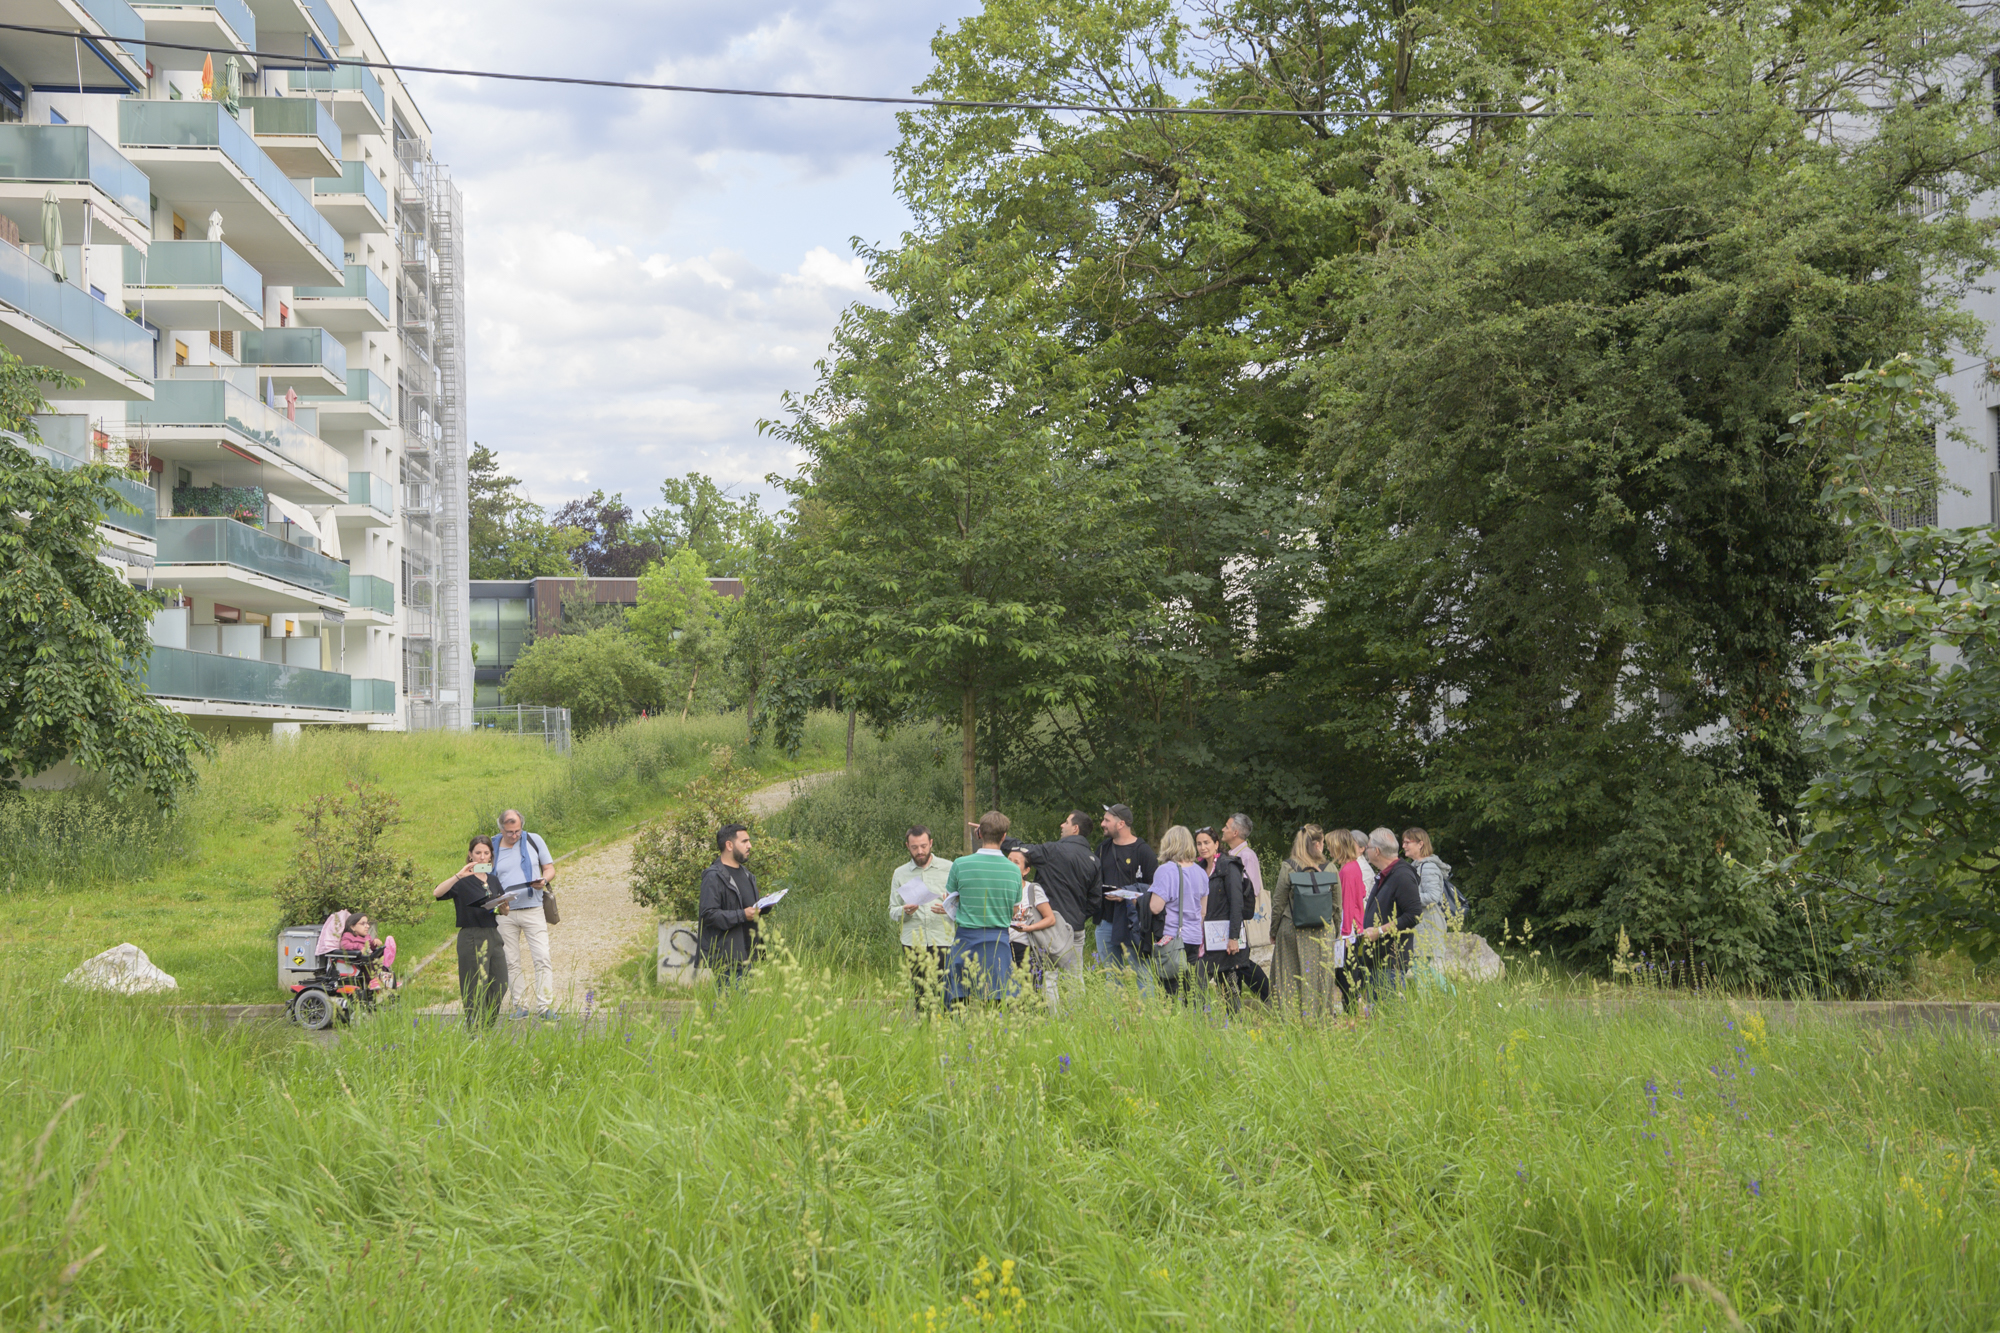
top-left (1748, 1179), bottom-right (1762, 1198)
top-left (1059, 1054), bottom-right (1071, 1072)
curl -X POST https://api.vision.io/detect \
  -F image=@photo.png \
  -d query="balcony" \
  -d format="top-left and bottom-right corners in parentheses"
top-left (299, 367), bottom-right (392, 432)
top-left (238, 326), bottom-right (346, 394)
top-left (140, 644), bottom-right (351, 713)
top-left (349, 573), bottom-right (394, 616)
top-left (241, 97), bottom-right (340, 178)
top-left (0, 238), bottom-right (155, 399)
top-left (130, 1), bottom-right (254, 70)
top-left (292, 264), bottom-right (390, 333)
top-left (246, 0), bottom-right (336, 57)
top-left (308, 161), bottom-right (389, 239)
top-left (128, 375), bottom-right (348, 502)
top-left (155, 515), bottom-right (349, 606)
top-left (285, 65), bottom-right (385, 134)
top-left (339, 470), bottom-right (394, 526)
top-left (0, 1), bottom-right (146, 93)
top-left (117, 99), bottom-right (342, 285)
top-left (351, 677), bottom-right (396, 714)
top-left (0, 125), bottom-right (153, 252)
top-left (122, 240), bottom-right (264, 332)
top-left (3, 429), bottom-right (158, 540)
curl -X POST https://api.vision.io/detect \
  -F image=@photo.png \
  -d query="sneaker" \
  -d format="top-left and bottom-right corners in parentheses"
top-left (537, 1009), bottom-right (560, 1023)
top-left (509, 1007), bottom-right (530, 1020)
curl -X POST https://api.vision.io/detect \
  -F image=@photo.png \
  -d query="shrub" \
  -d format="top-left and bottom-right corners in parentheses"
top-left (501, 626), bottom-right (669, 733)
top-left (275, 782), bottom-right (425, 927)
top-left (630, 746), bottom-right (760, 919)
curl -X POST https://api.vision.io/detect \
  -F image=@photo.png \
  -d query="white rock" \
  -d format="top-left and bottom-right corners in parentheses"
top-left (1436, 932), bottom-right (1506, 983)
top-left (63, 943), bottom-right (178, 995)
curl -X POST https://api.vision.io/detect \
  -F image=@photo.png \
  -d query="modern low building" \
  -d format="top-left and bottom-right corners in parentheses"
top-left (0, 0), bottom-right (471, 738)
top-left (469, 576), bottom-right (745, 707)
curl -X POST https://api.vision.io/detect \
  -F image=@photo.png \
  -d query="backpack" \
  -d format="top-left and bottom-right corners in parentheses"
top-left (1288, 868), bottom-right (1340, 930)
top-left (1431, 860), bottom-right (1465, 916)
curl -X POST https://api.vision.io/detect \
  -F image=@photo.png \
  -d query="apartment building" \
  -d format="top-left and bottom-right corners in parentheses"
top-left (0, 0), bottom-right (470, 738)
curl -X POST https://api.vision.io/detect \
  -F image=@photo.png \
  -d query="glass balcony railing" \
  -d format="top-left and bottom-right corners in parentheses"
top-left (130, 378), bottom-right (348, 492)
top-left (351, 677), bottom-right (395, 713)
top-left (347, 471), bottom-right (392, 515)
top-left (242, 96), bottom-right (340, 164)
top-left (299, 368), bottom-right (392, 420)
top-left (133, 0), bottom-right (255, 47)
top-left (301, 0), bottom-right (338, 48)
top-left (155, 515), bottom-right (349, 599)
top-left (238, 327), bottom-right (347, 382)
top-left (310, 160), bottom-right (388, 221)
top-left (0, 237), bottom-right (155, 381)
top-left (286, 64), bottom-right (384, 120)
top-left (117, 100), bottom-right (343, 271)
top-left (0, 125), bottom-right (150, 224)
top-left (122, 240), bottom-right (264, 312)
top-left (79, 0), bottom-right (147, 62)
top-left (349, 573), bottom-right (394, 614)
top-left (4, 434), bottom-right (158, 539)
top-left (294, 264), bottom-right (390, 320)
top-left (139, 644), bottom-right (350, 711)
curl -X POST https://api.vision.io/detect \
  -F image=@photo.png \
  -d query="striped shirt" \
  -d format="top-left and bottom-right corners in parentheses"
top-left (944, 848), bottom-right (1021, 931)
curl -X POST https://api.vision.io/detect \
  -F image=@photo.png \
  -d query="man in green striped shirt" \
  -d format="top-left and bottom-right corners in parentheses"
top-left (943, 810), bottom-right (1023, 1008)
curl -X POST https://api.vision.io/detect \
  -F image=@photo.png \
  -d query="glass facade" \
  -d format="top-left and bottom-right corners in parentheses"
top-left (468, 596), bottom-right (530, 669)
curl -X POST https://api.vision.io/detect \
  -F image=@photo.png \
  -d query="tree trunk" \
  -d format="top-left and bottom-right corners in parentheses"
top-left (680, 665), bottom-right (700, 723)
top-left (745, 681), bottom-right (758, 746)
top-left (845, 706), bottom-right (856, 769)
top-left (962, 686), bottom-right (977, 854)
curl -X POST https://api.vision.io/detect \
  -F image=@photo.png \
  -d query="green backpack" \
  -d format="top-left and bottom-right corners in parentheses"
top-left (1288, 868), bottom-right (1340, 930)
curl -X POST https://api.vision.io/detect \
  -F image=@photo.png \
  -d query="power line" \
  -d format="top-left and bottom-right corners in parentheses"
top-left (0, 20), bottom-right (1847, 121)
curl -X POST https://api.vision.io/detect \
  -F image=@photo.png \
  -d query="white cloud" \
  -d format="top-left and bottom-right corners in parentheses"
top-left (351, 0), bottom-right (977, 507)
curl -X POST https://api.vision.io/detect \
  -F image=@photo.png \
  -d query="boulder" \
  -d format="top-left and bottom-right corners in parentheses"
top-left (1435, 932), bottom-right (1505, 983)
top-left (63, 943), bottom-right (178, 995)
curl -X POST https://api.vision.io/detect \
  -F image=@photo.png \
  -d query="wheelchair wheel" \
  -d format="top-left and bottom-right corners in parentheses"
top-left (292, 988), bottom-right (337, 1031)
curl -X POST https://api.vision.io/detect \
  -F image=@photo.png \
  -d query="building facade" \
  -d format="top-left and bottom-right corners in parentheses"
top-left (0, 0), bottom-right (470, 738)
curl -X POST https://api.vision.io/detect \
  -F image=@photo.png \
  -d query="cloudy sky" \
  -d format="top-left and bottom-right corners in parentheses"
top-left (355, 0), bottom-right (980, 515)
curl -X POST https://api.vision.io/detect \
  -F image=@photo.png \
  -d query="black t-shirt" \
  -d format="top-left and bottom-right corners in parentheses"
top-left (445, 873), bottom-right (503, 929)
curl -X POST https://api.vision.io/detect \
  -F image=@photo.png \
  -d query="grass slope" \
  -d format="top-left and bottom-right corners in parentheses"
top-left (2, 965), bottom-right (1994, 1331)
top-left (0, 713), bottom-right (846, 1002)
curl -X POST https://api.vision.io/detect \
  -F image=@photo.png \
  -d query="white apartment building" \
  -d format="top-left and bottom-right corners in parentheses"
top-left (0, 0), bottom-right (470, 739)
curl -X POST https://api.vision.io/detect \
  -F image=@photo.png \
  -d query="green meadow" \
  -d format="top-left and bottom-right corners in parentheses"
top-left (2, 957), bottom-right (1994, 1331)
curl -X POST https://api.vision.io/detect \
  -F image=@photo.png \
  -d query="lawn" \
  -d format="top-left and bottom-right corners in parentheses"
top-left (0, 713), bottom-right (849, 1003)
top-left (2, 958), bottom-right (1994, 1331)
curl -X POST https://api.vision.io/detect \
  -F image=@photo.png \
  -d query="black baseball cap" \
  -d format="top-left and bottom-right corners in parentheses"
top-left (1102, 803), bottom-right (1135, 825)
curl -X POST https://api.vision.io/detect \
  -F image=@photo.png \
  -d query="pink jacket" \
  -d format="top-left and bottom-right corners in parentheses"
top-left (1339, 860), bottom-right (1368, 935)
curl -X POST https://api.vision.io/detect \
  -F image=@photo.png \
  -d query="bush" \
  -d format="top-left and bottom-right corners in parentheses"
top-left (501, 626), bottom-right (668, 733)
top-left (630, 746), bottom-right (761, 919)
top-left (275, 782), bottom-right (425, 928)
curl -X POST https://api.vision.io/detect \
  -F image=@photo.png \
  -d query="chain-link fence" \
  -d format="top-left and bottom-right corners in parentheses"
top-left (472, 705), bottom-right (572, 754)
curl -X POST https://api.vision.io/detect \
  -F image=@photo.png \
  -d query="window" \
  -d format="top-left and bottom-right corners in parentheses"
top-left (89, 285), bottom-right (105, 303)
top-left (174, 340), bottom-right (188, 366)
top-left (213, 604), bottom-right (242, 624)
top-left (278, 302), bottom-right (289, 327)
top-left (209, 329), bottom-right (234, 357)
top-left (171, 213), bottom-right (186, 241)
top-left (469, 598), bottom-right (499, 667)
top-left (48, 109), bottom-right (65, 125)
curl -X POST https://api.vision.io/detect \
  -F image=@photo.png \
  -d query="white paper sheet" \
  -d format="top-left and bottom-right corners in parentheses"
top-left (942, 892), bottom-right (959, 918)
top-left (1203, 920), bottom-right (1235, 951)
top-left (754, 889), bottom-right (789, 910)
top-left (1334, 934), bottom-right (1350, 969)
top-left (898, 881), bottom-right (940, 907)
top-left (1103, 888), bottom-right (1144, 901)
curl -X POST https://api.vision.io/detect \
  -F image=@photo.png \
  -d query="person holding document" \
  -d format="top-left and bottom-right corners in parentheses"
top-left (494, 809), bottom-right (558, 1021)
top-left (699, 823), bottom-right (769, 985)
top-left (433, 835), bottom-right (509, 1029)
top-left (890, 826), bottom-right (955, 1011)
top-left (1198, 825), bottom-right (1270, 1007)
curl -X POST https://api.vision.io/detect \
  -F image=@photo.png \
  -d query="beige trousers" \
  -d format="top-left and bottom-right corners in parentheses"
top-left (496, 903), bottom-right (553, 1013)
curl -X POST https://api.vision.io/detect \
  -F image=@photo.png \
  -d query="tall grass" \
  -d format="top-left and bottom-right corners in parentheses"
top-left (2, 956), bottom-right (1994, 1331)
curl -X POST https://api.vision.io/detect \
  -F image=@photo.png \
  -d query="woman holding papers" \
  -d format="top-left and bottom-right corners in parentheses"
top-left (433, 835), bottom-right (509, 1028)
top-left (1196, 826), bottom-right (1271, 1006)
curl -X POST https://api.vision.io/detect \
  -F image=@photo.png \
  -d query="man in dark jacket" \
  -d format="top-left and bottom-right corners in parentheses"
top-left (1009, 811), bottom-right (1096, 1003)
top-left (698, 823), bottom-right (765, 982)
top-left (1095, 804), bottom-right (1159, 980)
top-left (1358, 827), bottom-right (1423, 991)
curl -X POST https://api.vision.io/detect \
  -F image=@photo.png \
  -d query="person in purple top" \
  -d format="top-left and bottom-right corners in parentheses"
top-left (1146, 825), bottom-right (1207, 997)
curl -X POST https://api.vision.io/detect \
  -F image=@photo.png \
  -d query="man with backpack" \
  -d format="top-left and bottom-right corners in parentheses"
top-left (493, 808), bottom-right (558, 1021)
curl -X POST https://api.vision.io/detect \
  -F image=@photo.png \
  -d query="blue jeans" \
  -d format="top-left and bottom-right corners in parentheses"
top-left (1095, 918), bottom-right (1116, 964)
top-left (1097, 903), bottom-right (1154, 994)
top-left (945, 928), bottom-right (1013, 1009)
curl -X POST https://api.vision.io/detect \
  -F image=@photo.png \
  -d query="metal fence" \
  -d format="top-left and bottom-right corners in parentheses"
top-left (472, 705), bottom-right (572, 754)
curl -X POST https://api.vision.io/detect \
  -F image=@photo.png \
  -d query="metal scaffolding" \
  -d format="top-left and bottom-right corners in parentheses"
top-left (395, 133), bottom-right (471, 731)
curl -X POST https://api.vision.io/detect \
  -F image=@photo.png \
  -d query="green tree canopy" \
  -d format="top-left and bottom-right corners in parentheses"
top-left (0, 352), bottom-right (205, 803)
top-left (467, 443), bottom-right (587, 579)
top-left (500, 625), bottom-right (669, 734)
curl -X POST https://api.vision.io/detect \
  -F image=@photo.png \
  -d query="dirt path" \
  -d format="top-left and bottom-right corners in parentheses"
top-left (418, 770), bottom-right (840, 1014)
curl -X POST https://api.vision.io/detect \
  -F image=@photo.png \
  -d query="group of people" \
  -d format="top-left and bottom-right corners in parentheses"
top-left (884, 804), bottom-right (1458, 1014)
top-left (432, 809), bottom-right (561, 1025)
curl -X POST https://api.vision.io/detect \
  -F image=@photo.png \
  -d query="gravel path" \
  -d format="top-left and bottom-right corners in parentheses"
top-left (419, 770), bottom-right (840, 1014)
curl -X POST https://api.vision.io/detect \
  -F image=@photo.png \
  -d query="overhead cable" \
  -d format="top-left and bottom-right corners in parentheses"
top-left (0, 20), bottom-right (1855, 121)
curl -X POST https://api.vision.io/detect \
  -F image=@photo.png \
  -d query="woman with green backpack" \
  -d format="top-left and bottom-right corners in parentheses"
top-left (1275, 825), bottom-right (1342, 1019)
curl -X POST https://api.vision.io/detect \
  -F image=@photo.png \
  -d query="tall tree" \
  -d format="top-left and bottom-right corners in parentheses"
top-left (549, 490), bottom-right (661, 578)
top-left (0, 352), bottom-right (206, 802)
top-left (628, 547), bottom-right (728, 720)
top-left (466, 444), bottom-right (586, 579)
